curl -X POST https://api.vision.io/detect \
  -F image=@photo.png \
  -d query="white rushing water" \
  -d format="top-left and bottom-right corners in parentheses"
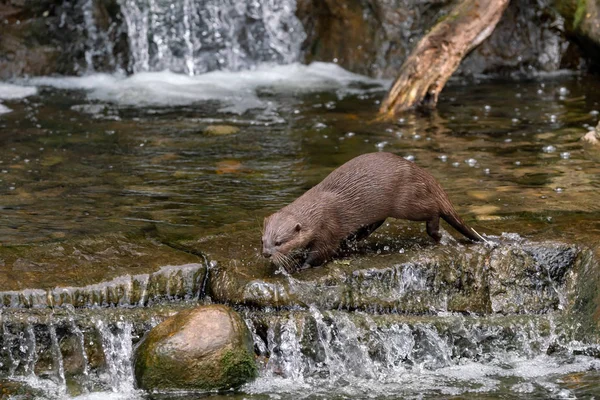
top-left (0, 82), bottom-right (37, 114)
top-left (24, 62), bottom-right (385, 114)
top-left (117, 0), bottom-right (305, 75)
top-left (245, 310), bottom-right (600, 398)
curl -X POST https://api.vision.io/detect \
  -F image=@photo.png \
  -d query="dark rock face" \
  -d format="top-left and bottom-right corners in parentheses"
top-left (0, 0), bottom-right (128, 79)
top-left (133, 305), bottom-right (257, 391)
top-left (458, 0), bottom-right (582, 75)
top-left (556, 0), bottom-right (600, 68)
top-left (296, 0), bottom-right (584, 78)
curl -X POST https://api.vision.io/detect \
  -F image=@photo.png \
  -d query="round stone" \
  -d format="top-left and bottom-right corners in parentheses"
top-left (134, 304), bottom-right (257, 391)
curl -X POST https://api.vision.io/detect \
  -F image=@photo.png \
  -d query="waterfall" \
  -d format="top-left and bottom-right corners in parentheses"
top-left (117, 0), bottom-right (306, 75)
top-left (245, 311), bottom-right (600, 397)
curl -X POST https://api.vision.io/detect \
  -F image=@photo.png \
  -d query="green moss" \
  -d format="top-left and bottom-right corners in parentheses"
top-left (220, 348), bottom-right (258, 389)
top-left (574, 0), bottom-right (587, 29)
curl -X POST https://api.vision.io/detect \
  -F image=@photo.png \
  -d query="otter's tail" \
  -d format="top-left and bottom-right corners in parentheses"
top-left (441, 210), bottom-right (488, 243)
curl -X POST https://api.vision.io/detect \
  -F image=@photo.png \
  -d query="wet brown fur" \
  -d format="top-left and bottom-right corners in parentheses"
top-left (262, 152), bottom-right (480, 271)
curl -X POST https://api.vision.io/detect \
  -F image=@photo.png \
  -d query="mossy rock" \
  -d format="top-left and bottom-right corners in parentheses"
top-left (134, 304), bottom-right (257, 391)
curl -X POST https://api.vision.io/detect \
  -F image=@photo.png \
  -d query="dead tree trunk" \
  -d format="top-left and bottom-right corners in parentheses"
top-left (379, 0), bottom-right (510, 119)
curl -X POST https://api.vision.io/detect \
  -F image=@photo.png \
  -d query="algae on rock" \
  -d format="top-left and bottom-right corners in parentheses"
top-left (133, 304), bottom-right (257, 391)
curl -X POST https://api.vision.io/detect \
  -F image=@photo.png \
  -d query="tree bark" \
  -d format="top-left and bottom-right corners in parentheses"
top-left (379, 0), bottom-right (510, 119)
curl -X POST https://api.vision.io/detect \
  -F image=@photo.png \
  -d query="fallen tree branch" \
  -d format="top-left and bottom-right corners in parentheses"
top-left (379, 0), bottom-right (510, 119)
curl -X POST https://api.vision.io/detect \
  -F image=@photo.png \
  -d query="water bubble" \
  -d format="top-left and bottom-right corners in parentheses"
top-left (465, 158), bottom-right (477, 167)
top-left (375, 141), bottom-right (388, 150)
top-left (383, 246), bottom-right (390, 251)
top-left (560, 152), bottom-right (570, 159)
top-left (554, 187), bottom-right (564, 193)
top-left (325, 101), bottom-right (336, 109)
top-left (293, 109), bottom-right (300, 114)
top-left (590, 110), bottom-right (599, 117)
top-left (537, 89), bottom-right (543, 95)
top-left (515, 93), bottom-right (522, 98)
top-left (542, 145), bottom-right (556, 153)
top-left (484, 105), bottom-right (491, 112)
top-left (452, 162), bottom-right (460, 167)
top-left (549, 114), bottom-right (558, 123)
top-left (395, 131), bottom-right (403, 138)
top-left (512, 118), bottom-right (519, 124)
top-left (514, 161), bottom-right (521, 166)
top-left (438, 155), bottom-right (448, 162)
top-left (398, 118), bottom-right (405, 124)
top-left (345, 132), bottom-right (355, 138)
top-left (398, 248), bottom-right (405, 254)
top-left (9, 186), bottom-right (15, 190)
top-left (413, 134), bottom-right (421, 140)
top-left (473, 116), bottom-right (479, 121)
top-left (484, 168), bottom-right (490, 175)
top-left (505, 138), bottom-right (512, 143)
top-left (404, 155), bottom-right (415, 161)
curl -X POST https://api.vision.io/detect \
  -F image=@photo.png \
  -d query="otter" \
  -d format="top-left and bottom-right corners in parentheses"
top-left (262, 152), bottom-right (483, 271)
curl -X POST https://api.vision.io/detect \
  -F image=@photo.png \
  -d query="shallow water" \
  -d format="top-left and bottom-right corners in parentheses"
top-left (1, 64), bottom-right (600, 398)
top-left (1, 66), bottom-right (599, 248)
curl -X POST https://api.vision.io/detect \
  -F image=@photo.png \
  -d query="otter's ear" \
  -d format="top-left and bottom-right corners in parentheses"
top-left (295, 223), bottom-right (302, 232)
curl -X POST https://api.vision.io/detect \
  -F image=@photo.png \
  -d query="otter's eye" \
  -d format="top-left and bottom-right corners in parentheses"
top-left (274, 240), bottom-right (282, 246)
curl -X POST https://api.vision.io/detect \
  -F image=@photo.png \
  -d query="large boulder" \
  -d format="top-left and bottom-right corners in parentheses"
top-left (134, 304), bottom-right (257, 391)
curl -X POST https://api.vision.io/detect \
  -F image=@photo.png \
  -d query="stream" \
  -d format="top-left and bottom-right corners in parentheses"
top-left (1, 0), bottom-right (600, 399)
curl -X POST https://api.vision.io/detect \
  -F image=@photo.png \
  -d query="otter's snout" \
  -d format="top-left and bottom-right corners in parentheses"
top-left (262, 250), bottom-right (272, 258)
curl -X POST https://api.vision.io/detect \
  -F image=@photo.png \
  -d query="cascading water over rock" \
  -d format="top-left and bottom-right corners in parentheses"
top-left (117, 0), bottom-right (305, 75)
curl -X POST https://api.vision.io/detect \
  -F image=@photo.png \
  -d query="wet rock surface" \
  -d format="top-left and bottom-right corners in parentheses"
top-left (0, 0), bottom-right (128, 79)
top-left (296, 0), bottom-right (583, 78)
top-left (556, 0), bottom-right (600, 67)
top-left (133, 304), bottom-right (257, 391)
top-left (0, 233), bottom-right (202, 292)
top-left (206, 234), bottom-right (585, 316)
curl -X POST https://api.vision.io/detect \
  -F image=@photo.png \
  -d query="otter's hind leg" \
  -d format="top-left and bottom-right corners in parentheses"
top-left (426, 217), bottom-right (442, 243)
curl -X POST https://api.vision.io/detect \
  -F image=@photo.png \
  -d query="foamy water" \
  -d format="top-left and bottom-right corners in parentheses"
top-left (0, 82), bottom-right (38, 114)
top-left (245, 354), bottom-right (600, 398)
top-left (25, 62), bottom-right (385, 114)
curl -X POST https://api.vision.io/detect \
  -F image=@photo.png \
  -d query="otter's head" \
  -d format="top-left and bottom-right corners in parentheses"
top-left (262, 211), bottom-right (312, 267)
